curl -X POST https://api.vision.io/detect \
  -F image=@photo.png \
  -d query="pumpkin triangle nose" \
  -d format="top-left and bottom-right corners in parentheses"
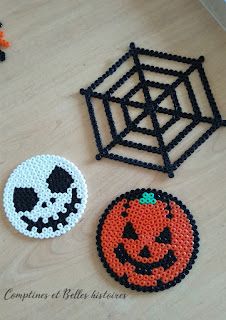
top-left (139, 245), bottom-right (151, 258)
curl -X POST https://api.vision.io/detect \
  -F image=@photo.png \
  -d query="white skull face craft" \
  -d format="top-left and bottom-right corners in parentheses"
top-left (3, 155), bottom-right (88, 239)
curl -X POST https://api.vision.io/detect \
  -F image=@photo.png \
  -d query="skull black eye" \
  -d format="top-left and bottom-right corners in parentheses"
top-left (123, 222), bottom-right (138, 240)
top-left (155, 227), bottom-right (171, 244)
top-left (46, 166), bottom-right (74, 193)
top-left (13, 187), bottom-right (39, 212)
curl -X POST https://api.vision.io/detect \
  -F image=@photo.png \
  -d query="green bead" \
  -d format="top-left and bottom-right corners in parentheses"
top-left (139, 192), bottom-right (157, 205)
top-left (142, 192), bottom-right (149, 199)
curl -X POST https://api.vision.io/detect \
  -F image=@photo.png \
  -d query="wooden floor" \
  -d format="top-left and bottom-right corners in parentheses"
top-left (0, 1), bottom-right (226, 319)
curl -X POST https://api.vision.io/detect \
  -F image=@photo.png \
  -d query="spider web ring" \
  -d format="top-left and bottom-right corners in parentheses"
top-left (81, 43), bottom-right (226, 177)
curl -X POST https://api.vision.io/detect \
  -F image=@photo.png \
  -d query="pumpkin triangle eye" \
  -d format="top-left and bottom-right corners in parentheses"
top-left (123, 222), bottom-right (138, 240)
top-left (155, 227), bottom-right (171, 244)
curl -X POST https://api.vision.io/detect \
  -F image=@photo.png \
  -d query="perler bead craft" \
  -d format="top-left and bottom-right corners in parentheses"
top-left (96, 188), bottom-right (199, 292)
top-left (3, 155), bottom-right (88, 239)
top-left (80, 42), bottom-right (226, 178)
top-left (0, 22), bottom-right (10, 62)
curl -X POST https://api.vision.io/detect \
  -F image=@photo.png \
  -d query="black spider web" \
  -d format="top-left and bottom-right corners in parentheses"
top-left (80, 42), bottom-right (226, 178)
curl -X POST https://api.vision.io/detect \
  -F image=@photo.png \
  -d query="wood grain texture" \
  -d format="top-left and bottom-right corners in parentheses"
top-left (0, 1), bottom-right (226, 319)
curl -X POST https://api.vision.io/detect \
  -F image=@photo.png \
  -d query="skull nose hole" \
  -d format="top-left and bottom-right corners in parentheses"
top-left (42, 202), bottom-right (47, 208)
top-left (50, 197), bottom-right (55, 204)
top-left (139, 245), bottom-right (151, 258)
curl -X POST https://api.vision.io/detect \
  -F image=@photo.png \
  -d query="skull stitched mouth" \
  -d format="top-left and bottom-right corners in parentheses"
top-left (21, 188), bottom-right (81, 233)
top-left (4, 155), bottom-right (88, 239)
top-left (12, 165), bottom-right (82, 234)
top-left (114, 243), bottom-right (177, 275)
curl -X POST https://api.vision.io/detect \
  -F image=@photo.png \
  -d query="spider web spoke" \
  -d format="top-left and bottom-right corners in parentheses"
top-left (154, 57), bottom-right (204, 112)
top-left (97, 111), bottom-right (147, 156)
top-left (157, 106), bottom-right (216, 125)
top-left (158, 91), bottom-right (181, 135)
top-left (130, 42), bottom-right (174, 177)
top-left (83, 90), bottom-right (146, 111)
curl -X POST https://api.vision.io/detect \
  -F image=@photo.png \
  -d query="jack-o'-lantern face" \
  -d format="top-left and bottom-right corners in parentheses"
top-left (96, 189), bottom-right (199, 292)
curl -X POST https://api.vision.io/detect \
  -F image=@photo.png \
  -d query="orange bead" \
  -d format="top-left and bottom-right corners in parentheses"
top-left (0, 39), bottom-right (10, 48)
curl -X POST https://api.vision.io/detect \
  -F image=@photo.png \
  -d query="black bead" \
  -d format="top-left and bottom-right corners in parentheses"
top-left (80, 43), bottom-right (226, 177)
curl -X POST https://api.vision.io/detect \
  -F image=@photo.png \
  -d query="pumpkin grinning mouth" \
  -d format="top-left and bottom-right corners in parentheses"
top-left (114, 243), bottom-right (177, 275)
top-left (21, 188), bottom-right (81, 233)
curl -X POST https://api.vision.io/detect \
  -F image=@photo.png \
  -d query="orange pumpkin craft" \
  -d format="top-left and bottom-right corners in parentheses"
top-left (96, 189), bottom-right (199, 292)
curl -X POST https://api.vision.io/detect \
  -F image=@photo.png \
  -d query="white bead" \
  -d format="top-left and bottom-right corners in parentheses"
top-left (3, 154), bottom-right (88, 239)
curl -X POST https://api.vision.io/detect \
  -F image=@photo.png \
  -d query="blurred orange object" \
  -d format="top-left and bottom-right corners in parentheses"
top-left (0, 27), bottom-right (11, 48)
top-left (0, 38), bottom-right (10, 48)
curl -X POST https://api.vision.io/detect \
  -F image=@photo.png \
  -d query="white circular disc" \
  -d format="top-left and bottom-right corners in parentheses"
top-left (3, 155), bottom-right (88, 239)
